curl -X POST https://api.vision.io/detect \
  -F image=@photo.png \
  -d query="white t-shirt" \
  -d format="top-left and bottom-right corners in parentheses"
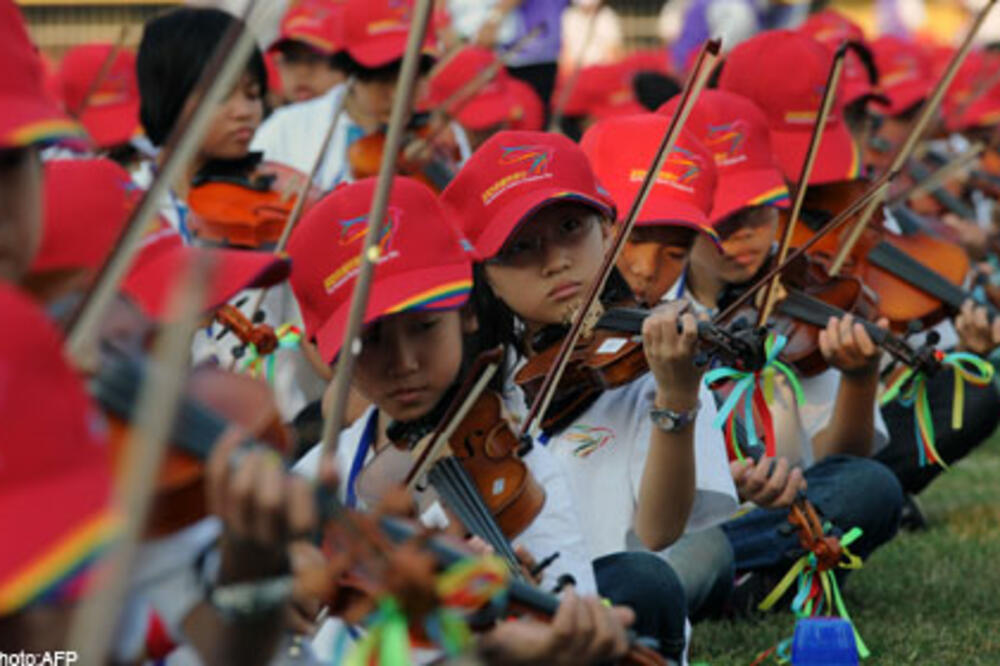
top-left (505, 371), bottom-right (737, 559)
top-left (662, 274), bottom-right (890, 468)
top-left (293, 406), bottom-right (598, 596)
top-left (251, 83), bottom-right (472, 192)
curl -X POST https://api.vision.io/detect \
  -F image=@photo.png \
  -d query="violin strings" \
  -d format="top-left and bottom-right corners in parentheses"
top-left (429, 458), bottom-right (524, 576)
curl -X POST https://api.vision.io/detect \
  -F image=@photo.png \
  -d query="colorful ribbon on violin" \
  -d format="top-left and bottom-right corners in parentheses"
top-left (753, 499), bottom-right (867, 664)
top-left (879, 351), bottom-right (994, 468)
top-left (704, 333), bottom-right (805, 461)
top-left (237, 323), bottom-right (303, 384)
top-left (341, 555), bottom-right (509, 666)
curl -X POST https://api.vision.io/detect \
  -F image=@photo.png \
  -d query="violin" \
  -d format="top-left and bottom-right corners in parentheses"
top-left (188, 152), bottom-right (322, 249)
top-left (213, 301), bottom-right (278, 359)
top-left (93, 349), bottom-right (291, 537)
top-left (515, 298), bottom-right (770, 432)
top-left (347, 112), bottom-right (461, 192)
top-left (723, 253), bottom-right (943, 378)
top-left (355, 349), bottom-right (545, 572)
top-left (777, 178), bottom-right (973, 332)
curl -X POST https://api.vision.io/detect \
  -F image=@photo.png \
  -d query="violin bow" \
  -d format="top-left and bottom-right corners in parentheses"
top-left (63, 0), bottom-right (281, 367)
top-left (405, 25), bottom-right (543, 163)
top-left (319, 0), bottom-right (436, 456)
top-left (229, 76), bottom-right (359, 371)
top-left (887, 141), bottom-right (985, 208)
top-left (67, 253), bottom-right (215, 665)
top-left (520, 38), bottom-right (722, 439)
top-left (756, 43), bottom-right (848, 327)
top-left (548, 1), bottom-right (605, 132)
top-left (829, 0), bottom-right (998, 275)
top-left (71, 25), bottom-right (129, 119)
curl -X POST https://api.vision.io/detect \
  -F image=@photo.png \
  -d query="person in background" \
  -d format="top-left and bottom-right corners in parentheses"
top-left (268, 0), bottom-right (347, 104)
top-left (558, 0), bottom-right (624, 75)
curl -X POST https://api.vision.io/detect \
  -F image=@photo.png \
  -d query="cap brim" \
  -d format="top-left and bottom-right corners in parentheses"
top-left (270, 33), bottom-right (340, 56)
top-left (882, 82), bottom-right (930, 116)
top-left (347, 34), bottom-right (434, 68)
top-left (0, 461), bottom-right (116, 614)
top-left (314, 262), bottom-right (472, 363)
top-left (0, 95), bottom-right (86, 149)
top-left (591, 101), bottom-right (648, 120)
top-left (455, 92), bottom-right (518, 130)
top-left (770, 124), bottom-right (862, 186)
top-left (79, 101), bottom-right (140, 149)
top-left (620, 190), bottom-right (720, 247)
top-left (710, 169), bottom-right (791, 223)
top-left (122, 246), bottom-right (291, 321)
top-left (474, 186), bottom-right (615, 260)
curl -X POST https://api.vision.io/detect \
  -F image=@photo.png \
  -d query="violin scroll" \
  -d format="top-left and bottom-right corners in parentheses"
top-left (214, 302), bottom-right (279, 358)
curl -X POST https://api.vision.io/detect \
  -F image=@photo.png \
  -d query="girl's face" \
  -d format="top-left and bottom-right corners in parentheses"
top-left (689, 206), bottom-right (777, 285)
top-left (618, 226), bottom-right (694, 306)
top-left (352, 309), bottom-right (472, 423)
top-left (483, 203), bottom-right (611, 329)
top-left (200, 72), bottom-right (263, 161)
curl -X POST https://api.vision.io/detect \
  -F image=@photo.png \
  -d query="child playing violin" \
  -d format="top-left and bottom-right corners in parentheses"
top-left (252, 0), bottom-right (471, 190)
top-left (285, 176), bottom-right (632, 664)
top-left (641, 54), bottom-right (905, 616)
top-left (442, 129), bottom-right (736, 661)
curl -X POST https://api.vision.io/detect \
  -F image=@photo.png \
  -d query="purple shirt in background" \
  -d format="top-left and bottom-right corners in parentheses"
top-left (503, 0), bottom-right (570, 67)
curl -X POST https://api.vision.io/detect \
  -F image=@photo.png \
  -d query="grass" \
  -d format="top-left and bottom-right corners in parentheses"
top-left (689, 435), bottom-right (1000, 665)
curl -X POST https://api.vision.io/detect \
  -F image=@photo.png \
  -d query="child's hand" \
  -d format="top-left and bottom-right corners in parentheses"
top-left (955, 298), bottom-right (1000, 355)
top-left (730, 457), bottom-right (806, 509)
top-left (819, 314), bottom-right (884, 377)
top-left (643, 301), bottom-right (702, 408)
top-left (477, 587), bottom-right (634, 665)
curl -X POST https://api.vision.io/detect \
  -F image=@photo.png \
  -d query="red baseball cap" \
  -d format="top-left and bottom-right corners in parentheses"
top-left (440, 130), bottom-right (615, 260)
top-left (342, 0), bottom-right (435, 68)
top-left (271, 0), bottom-right (345, 56)
top-left (941, 49), bottom-right (1000, 131)
top-left (288, 177), bottom-right (473, 363)
top-left (719, 30), bottom-right (862, 186)
top-left (31, 158), bottom-right (140, 274)
top-left (264, 52), bottom-right (285, 98)
top-left (0, 282), bottom-right (117, 614)
top-left (56, 43), bottom-right (141, 149)
top-left (870, 36), bottom-right (933, 116)
top-left (555, 62), bottom-right (646, 120)
top-left (507, 77), bottom-right (545, 131)
top-left (0, 0), bottom-right (85, 148)
top-left (798, 10), bottom-right (886, 107)
top-left (422, 46), bottom-right (519, 130)
top-left (121, 219), bottom-right (291, 321)
top-left (657, 90), bottom-right (791, 224)
top-left (580, 114), bottom-right (718, 240)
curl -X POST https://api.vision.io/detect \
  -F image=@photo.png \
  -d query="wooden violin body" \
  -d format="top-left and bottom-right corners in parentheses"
top-left (347, 115), bottom-right (460, 192)
top-left (96, 354), bottom-right (290, 537)
top-left (188, 155), bottom-right (321, 248)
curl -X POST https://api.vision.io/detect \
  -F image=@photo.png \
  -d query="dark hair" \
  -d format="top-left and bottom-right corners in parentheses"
top-left (469, 262), bottom-right (635, 392)
top-left (137, 7), bottom-right (267, 146)
top-left (633, 71), bottom-right (682, 111)
top-left (329, 51), bottom-right (435, 83)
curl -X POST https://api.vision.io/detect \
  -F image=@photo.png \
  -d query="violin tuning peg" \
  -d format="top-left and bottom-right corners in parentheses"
top-left (693, 352), bottom-right (710, 368)
top-left (231, 345), bottom-right (245, 359)
top-left (234, 296), bottom-right (248, 308)
top-left (926, 330), bottom-right (941, 346)
top-left (731, 316), bottom-right (748, 331)
top-left (252, 310), bottom-right (266, 324)
top-left (215, 328), bottom-right (228, 340)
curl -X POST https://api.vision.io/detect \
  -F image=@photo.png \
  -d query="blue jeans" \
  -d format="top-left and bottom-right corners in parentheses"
top-left (722, 455), bottom-right (903, 571)
top-left (593, 551), bottom-right (687, 661)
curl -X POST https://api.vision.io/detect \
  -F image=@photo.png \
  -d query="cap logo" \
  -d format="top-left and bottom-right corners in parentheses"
top-left (481, 145), bottom-right (554, 205)
top-left (324, 207), bottom-right (400, 294)
top-left (628, 146), bottom-right (702, 193)
top-left (368, 0), bottom-right (410, 35)
top-left (706, 120), bottom-right (748, 167)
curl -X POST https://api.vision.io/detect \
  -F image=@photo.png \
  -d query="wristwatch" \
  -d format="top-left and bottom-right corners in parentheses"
top-left (649, 400), bottom-right (700, 433)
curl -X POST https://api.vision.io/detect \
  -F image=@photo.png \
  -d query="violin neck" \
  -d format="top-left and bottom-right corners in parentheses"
top-left (867, 240), bottom-right (997, 317)
top-left (93, 354), bottom-right (230, 462)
